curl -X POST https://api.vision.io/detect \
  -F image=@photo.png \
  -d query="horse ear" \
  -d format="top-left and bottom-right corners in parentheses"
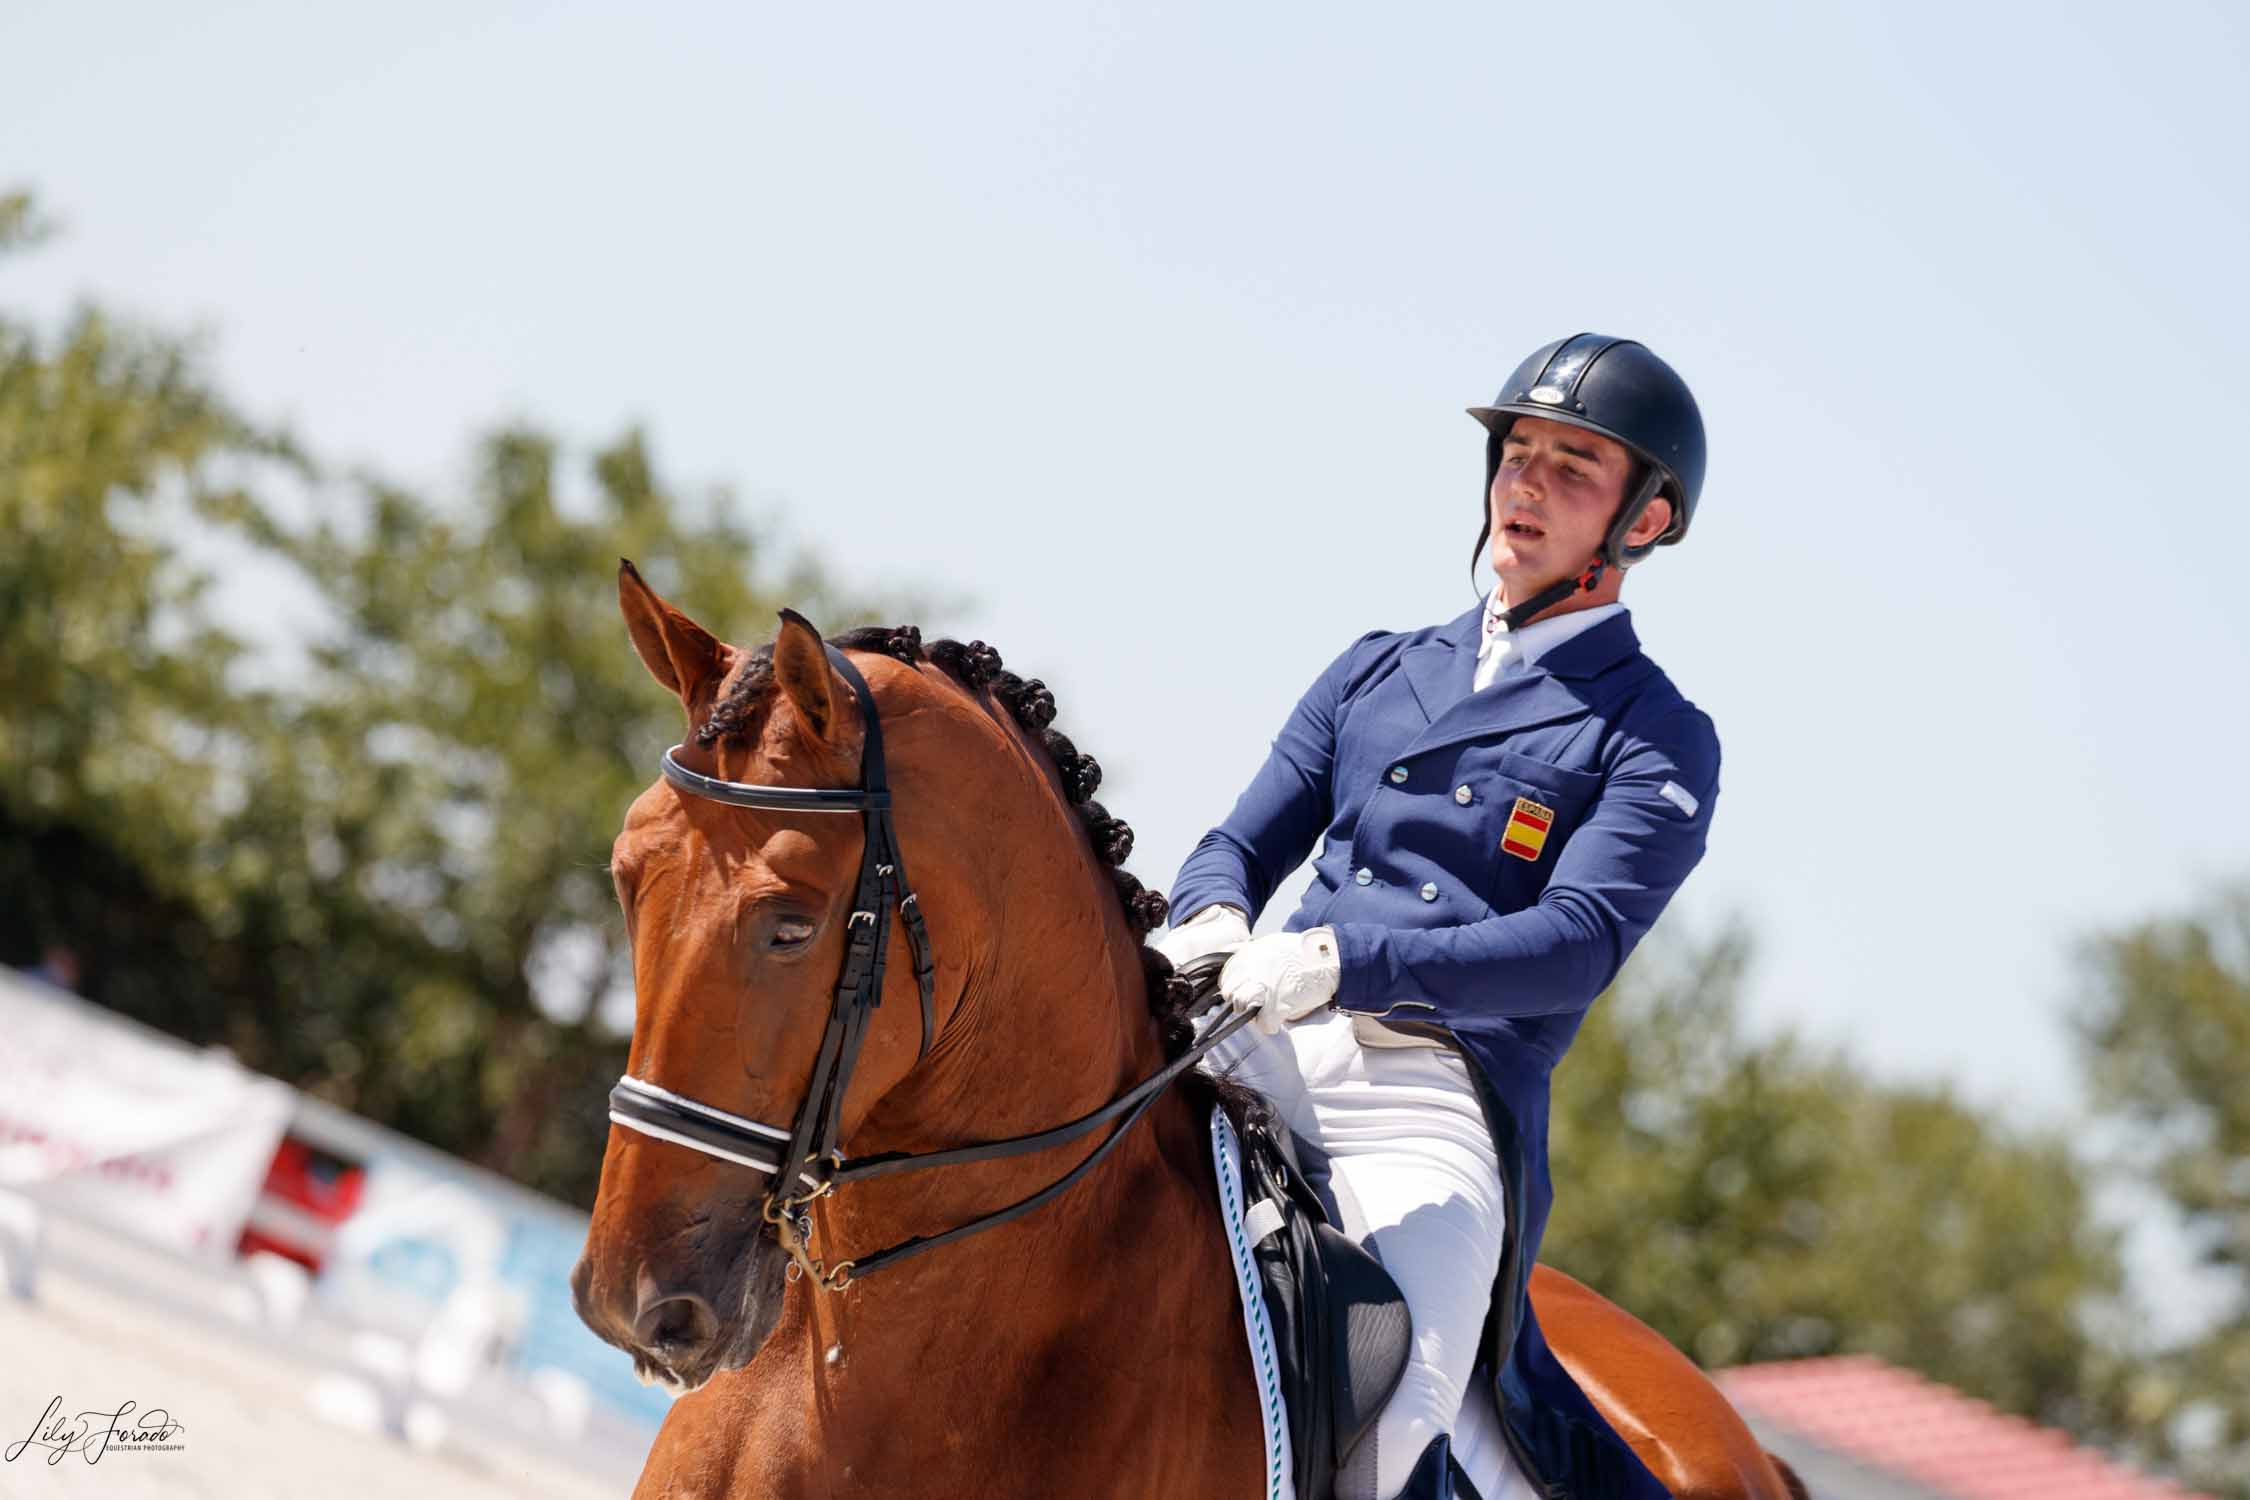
top-left (771, 607), bottom-right (837, 743)
top-left (618, 559), bottom-right (727, 717)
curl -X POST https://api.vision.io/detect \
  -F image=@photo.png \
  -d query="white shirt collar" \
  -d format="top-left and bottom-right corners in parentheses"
top-left (1476, 588), bottom-right (1625, 688)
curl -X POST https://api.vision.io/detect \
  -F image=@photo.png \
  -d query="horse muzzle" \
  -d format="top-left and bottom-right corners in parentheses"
top-left (571, 1214), bottom-right (792, 1393)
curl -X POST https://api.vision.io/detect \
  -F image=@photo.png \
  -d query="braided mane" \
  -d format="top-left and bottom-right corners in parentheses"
top-left (696, 624), bottom-right (1198, 1059)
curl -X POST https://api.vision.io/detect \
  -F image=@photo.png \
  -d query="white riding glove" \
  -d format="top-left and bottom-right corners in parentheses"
top-left (1220, 928), bottom-right (1341, 1034)
top-left (1154, 903), bottom-right (1252, 970)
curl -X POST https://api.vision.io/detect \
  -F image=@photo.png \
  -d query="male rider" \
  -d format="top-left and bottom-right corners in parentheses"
top-left (1159, 334), bottom-right (1719, 1500)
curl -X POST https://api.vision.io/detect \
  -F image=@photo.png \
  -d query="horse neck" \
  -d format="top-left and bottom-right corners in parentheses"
top-left (861, 740), bottom-right (1175, 1169)
top-left (770, 840), bottom-right (1257, 1485)
top-left (829, 863), bottom-right (1183, 1280)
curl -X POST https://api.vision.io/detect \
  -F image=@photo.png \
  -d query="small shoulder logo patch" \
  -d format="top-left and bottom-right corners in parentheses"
top-left (1501, 796), bottom-right (1554, 861)
top-left (1657, 780), bottom-right (1699, 818)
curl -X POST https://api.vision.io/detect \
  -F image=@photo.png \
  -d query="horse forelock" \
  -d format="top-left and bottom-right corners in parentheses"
top-left (696, 642), bottom-right (778, 748)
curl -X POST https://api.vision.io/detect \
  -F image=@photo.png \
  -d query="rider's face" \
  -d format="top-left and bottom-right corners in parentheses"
top-left (1487, 417), bottom-right (1664, 603)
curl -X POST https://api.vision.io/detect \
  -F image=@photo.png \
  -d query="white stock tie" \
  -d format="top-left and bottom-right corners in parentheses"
top-left (1473, 590), bottom-right (1521, 692)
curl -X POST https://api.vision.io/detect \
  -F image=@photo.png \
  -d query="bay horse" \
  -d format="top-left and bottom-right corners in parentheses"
top-left (572, 563), bottom-right (1801, 1499)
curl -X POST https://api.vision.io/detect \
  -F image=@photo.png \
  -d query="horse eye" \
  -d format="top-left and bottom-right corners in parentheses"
top-left (771, 916), bottom-right (818, 950)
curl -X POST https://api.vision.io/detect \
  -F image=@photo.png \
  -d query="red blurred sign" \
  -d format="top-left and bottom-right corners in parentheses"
top-left (236, 1134), bottom-right (368, 1272)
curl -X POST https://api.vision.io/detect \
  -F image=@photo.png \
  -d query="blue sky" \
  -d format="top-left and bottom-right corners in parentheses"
top-left (7, 0), bottom-right (2246, 1304)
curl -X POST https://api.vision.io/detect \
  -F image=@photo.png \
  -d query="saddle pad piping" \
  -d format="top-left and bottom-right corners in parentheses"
top-left (1212, 1109), bottom-right (1292, 1500)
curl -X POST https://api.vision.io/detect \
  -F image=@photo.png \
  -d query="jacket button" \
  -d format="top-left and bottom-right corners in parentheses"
top-left (1386, 764), bottom-right (1408, 785)
top-left (1355, 867), bottom-right (1374, 886)
top-left (1453, 784), bottom-right (1473, 805)
top-left (1419, 882), bottom-right (1439, 901)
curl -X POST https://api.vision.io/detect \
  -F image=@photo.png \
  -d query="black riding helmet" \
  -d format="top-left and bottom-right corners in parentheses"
top-left (1468, 333), bottom-right (1706, 626)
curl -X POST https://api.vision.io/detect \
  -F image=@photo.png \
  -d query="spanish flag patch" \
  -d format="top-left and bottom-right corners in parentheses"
top-left (1500, 796), bottom-right (1555, 862)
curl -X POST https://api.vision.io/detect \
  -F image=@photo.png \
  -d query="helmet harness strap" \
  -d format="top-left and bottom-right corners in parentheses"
top-left (1498, 559), bottom-right (1605, 633)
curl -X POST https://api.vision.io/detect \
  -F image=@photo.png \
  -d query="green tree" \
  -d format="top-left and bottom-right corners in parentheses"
top-left (2078, 882), bottom-right (2250, 1498)
top-left (1546, 923), bottom-right (2129, 1434)
top-left (0, 187), bottom-right (308, 1035)
top-left (2, 188), bottom-right (917, 1204)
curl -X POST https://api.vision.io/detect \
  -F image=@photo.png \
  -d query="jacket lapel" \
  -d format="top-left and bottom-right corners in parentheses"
top-left (1398, 608), bottom-right (1648, 759)
top-left (1400, 600), bottom-right (1486, 723)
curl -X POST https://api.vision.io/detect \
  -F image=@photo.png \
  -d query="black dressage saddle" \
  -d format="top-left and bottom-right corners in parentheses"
top-left (1229, 1101), bottom-right (1416, 1500)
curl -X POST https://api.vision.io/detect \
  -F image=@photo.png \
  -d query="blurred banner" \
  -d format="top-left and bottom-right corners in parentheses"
top-left (0, 967), bottom-right (293, 1257)
top-left (0, 964), bottom-right (670, 1436)
top-left (298, 1106), bottom-right (675, 1430)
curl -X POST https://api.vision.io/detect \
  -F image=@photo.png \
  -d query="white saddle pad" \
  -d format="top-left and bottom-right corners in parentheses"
top-left (1208, 1110), bottom-right (1528, 1500)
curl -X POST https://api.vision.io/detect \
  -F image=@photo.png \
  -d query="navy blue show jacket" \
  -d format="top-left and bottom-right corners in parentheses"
top-left (1169, 598), bottom-right (1719, 1498)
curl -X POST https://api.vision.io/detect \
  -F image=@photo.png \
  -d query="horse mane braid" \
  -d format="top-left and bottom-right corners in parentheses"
top-left (829, 625), bottom-right (1199, 1055)
top-left (696, 648), bottom-right (777, 748)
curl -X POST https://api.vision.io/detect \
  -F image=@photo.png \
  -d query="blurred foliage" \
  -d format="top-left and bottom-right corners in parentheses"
top-left (0, 188), bottom-right (898, 1204)
top-left (1547, 922), bottom-right (2134, 1437)
top-left (2077, 884), bottom-right (2250, 1497)
top-left (1, 186), bottom-right (309, 1038)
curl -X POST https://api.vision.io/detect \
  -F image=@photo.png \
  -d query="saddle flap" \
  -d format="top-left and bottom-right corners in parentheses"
top-left (1234, 1108), bottom-right (1412, 1500)
top-left (1311, 1219), bottom-right (1413, 1458)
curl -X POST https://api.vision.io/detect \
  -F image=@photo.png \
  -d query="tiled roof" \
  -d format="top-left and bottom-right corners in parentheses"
top-left (1718, 1356), bottom-right (2205, 1500)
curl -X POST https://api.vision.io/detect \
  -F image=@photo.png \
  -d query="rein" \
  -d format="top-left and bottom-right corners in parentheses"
top-left (607, 645), bottom-right (1248, 1291)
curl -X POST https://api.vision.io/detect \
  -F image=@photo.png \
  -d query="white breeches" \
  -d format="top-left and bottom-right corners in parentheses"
top-left (1203, 1008), bottom-right (1506, 1500)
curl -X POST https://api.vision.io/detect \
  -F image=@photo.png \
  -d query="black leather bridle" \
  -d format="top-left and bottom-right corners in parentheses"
top-left (606, 645), bottom-right (1248, 1291)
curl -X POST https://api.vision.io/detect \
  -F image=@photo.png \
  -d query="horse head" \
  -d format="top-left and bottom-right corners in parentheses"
top-left (571, 561), bottom-right (1180, 1396)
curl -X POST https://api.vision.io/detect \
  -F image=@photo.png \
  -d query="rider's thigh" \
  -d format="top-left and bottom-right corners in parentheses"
top-left (1308, 1045), bottom-right (1506, 1499)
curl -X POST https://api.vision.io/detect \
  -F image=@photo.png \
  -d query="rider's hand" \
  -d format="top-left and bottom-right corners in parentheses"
top-left (1153, 903), bottom-right (1251, 971)
top-left (1219, 928), bottom-right (1341, 1034)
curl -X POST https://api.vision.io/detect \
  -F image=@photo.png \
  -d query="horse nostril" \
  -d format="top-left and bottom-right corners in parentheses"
top-left (633, 1289), bottom-right (720, 1355)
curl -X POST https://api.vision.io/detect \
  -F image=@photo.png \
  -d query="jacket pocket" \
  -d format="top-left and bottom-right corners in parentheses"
top-left (1489, 751), bottom-right (1602, 807)
top-left (1469, 755), bottom-right (1601, 901)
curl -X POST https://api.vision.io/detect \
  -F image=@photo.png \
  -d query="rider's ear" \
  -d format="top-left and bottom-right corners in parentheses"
top-left (1624, 494), bottom-right (1674, 549)
top-left (619, 559), bottom-right (728, 719)
top-left (772, 608), bottom-right (837, 744)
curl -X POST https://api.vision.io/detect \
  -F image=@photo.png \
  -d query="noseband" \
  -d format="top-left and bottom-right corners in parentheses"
top-left (607, 645), bottom-right (1247, 1291)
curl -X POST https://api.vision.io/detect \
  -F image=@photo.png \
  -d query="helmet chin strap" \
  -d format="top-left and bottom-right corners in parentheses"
top-left (1498, 558), bottom-right (1606, 632)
